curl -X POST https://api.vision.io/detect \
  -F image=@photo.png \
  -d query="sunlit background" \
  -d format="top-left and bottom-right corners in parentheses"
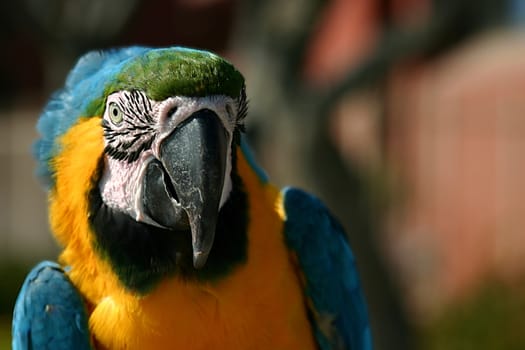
top-left (1, 0), bottom-right (525, 349)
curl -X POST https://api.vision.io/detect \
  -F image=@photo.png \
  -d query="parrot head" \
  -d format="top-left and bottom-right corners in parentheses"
top-left (35, 47), bottom-right (249, 292)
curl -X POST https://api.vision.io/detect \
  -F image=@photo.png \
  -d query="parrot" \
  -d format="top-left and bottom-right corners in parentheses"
top-left (12, 46), bottom-right (373, 350)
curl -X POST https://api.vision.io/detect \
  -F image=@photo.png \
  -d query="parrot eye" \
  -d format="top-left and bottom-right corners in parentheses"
top-left (108, 102), bottom-right (124, 125)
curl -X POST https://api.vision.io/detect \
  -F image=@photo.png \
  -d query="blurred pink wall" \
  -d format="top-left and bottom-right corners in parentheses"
top-left (385, 32), bottom-right (525, 315)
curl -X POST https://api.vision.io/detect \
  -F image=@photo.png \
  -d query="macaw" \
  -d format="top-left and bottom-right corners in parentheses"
top-left (12, 47), bottom-right (372, 350)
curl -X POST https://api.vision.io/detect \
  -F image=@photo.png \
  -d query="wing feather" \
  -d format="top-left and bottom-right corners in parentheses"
top-left (12, 261), bottom-right (92, 350)
top-left (282, 187), bottom-right (372, 350)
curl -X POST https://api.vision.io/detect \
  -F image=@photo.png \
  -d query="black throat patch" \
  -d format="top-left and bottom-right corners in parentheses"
top-left (88, 151), bottom-right (248, 294)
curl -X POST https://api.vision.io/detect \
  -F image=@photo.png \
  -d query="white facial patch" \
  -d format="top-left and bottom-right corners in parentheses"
top-left (99, 151), bottom-right (157, 223)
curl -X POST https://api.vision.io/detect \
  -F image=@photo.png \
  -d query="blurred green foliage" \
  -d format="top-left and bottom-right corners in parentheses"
top-left (0, 261), bottom-right (31, 315)
top-left (0, 317), bottom-right (10, 349)
top-left (421, 281), bottom-right (525, 350)
top-left (0, 260), bottom-right (33, 348)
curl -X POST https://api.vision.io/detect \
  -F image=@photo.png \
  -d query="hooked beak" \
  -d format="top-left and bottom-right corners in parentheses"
top-left (141, 109), bottom-right (228, 269)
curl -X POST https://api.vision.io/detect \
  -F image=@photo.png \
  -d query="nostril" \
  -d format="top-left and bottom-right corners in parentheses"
top-left (167, 106), bottom-right (178, 118)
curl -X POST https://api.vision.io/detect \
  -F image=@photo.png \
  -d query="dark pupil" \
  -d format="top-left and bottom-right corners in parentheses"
top-left (112, 108), bottom-right (119, 116)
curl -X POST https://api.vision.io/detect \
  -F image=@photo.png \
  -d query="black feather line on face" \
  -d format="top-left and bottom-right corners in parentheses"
top-left (119, 90), bottom-right (154, 125)
top-left (104, 137), bottom-right (154, 163)
top-left (103, 90), bottom-right (156, 163)
top-left (236, 85), bottom-right (248, 133)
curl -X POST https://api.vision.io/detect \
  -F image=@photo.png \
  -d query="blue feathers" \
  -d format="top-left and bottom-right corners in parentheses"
top-left (12, 261), bottom-right (92, 350)
top-left (282, 187), bottom-right (372, 350)
top-left (240, 136), bottom-right (268, 183)
top-left (34, 47), bottom-right (149, 188)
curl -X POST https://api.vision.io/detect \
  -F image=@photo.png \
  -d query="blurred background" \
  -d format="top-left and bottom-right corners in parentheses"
top-left (1, 0), bottom-right (525, 348)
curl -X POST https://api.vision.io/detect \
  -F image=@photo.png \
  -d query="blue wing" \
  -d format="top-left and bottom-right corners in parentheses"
top-left (12, 261), bottom-right (92, 350)
top-left (282, 187), bottom-right (373, 350)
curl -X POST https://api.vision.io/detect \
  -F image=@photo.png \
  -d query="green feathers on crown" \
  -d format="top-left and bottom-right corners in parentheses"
top-left (86, 47), bottom-right (245, 116)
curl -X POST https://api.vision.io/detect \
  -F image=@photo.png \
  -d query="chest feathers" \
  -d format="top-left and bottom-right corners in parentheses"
top-left (53, 141), bottom-right (316, 349)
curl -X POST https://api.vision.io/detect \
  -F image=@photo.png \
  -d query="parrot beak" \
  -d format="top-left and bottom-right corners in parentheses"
top-left (142, 109), bottom-right (228, 269)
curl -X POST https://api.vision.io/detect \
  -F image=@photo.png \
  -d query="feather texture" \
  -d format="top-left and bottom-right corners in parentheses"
top-left (12, 261), bottom-right (92, 350)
